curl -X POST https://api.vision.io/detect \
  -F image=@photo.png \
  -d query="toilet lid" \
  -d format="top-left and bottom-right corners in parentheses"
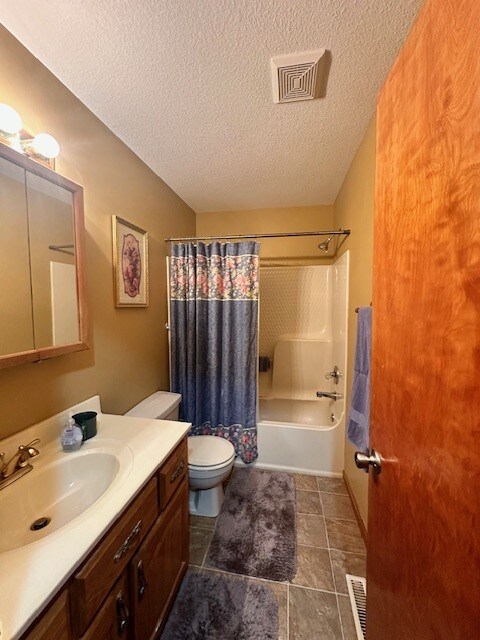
top-left (188, 435), bottom-right (235, 467)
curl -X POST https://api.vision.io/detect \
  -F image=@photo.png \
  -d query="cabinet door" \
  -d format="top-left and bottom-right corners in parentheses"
top-left (80, 572), bottom-right (130, 640)
top-left (72, 477), bottom-right (158, 636)
top-left (24, 591), bottom-right (71, 640)
top-left (131, 479), bottom-right (189, 640)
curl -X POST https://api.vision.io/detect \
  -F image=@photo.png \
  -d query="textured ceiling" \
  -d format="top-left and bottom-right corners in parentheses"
top-left (1, 0), bottom-right (422, 211)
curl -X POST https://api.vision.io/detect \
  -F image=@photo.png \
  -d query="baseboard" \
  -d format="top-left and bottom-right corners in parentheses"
top-left (343, 471), bottom-right (368, 544)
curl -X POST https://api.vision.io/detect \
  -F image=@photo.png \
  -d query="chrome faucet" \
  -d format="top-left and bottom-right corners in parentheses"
top-left (325, 365), bottom-right (342, 385)
top-left (0, 439), bottom-right (40, 490)
top-left (316, 391), bottom-right (344, 401)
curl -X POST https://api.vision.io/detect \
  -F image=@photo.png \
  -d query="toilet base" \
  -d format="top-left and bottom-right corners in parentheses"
top-left (189, 484), bottom-right (225, 517)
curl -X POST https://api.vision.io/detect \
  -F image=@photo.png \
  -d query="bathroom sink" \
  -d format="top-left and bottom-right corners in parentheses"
top-left (0, 440), bottom-right (133, 553)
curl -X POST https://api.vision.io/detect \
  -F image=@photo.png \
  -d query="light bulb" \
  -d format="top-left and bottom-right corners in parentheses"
top-left (32, 133), bottom-right (60, 159)
top-left (0, 103), bottom-right (22, 134)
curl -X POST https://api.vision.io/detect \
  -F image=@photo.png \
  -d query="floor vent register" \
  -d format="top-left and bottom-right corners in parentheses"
top-left (346, 574), bottom-right (367, 640)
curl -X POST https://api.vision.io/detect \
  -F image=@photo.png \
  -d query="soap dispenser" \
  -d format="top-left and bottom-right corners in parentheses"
top-left (61, 415), bottom-right (83, 452)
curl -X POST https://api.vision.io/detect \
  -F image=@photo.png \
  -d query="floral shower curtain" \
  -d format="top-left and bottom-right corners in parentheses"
top-left (169, 241), bottom-right (260, 463)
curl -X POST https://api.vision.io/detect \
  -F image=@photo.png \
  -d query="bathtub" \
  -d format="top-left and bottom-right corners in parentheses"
top-left (236, 398), bottom-right (345, 476)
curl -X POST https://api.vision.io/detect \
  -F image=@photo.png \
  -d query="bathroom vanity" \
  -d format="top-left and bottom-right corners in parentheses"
top-left (25, 439), bottom-right (188, 640)
top-left (0, 397), bottom-right (190, 640)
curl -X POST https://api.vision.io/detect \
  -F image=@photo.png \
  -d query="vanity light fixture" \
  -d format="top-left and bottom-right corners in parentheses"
top-left (0, 103), bottom-right (22, 134)
top-left (31, 133), bottom-right (60, 159)
top-left (0, 103), bottom-right (60, 168)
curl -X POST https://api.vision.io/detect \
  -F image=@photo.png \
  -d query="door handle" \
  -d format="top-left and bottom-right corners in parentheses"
top-left (137, 559), bottom-right (148, 601)
top-left (116, 591), bottom-right (129, 637)
top-left (355, 449), bottom-right (382, 474)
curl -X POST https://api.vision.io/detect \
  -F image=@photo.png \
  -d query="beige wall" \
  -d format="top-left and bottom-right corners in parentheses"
top-left (333, 116), bottom-right (376, 529)
top-left (196, 206), bottom-right (334, 259)
top-left (0, 27), bottom-right (195, 440)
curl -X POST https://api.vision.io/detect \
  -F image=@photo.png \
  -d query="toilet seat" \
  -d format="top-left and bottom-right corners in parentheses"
top-left (188, 435), bottom-right (235, 469)
top-left (188, 454), bottom-right (236, 473)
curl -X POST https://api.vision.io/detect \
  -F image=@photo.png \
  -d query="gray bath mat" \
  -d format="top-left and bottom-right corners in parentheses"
top-left (161, 571), bottom-right (279, 640)
top-left (207, 468), bottom-right (296, 581)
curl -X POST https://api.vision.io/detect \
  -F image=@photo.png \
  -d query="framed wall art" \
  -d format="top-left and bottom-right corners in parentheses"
top-left (112, 215), bottom-right (149, 307)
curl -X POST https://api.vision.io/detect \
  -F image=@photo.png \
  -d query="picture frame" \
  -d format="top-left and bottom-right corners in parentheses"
top-left (112, 215), bottom-right (149, 307)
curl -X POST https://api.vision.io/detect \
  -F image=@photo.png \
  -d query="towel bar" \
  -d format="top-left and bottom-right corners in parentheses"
top-left (355, 302), bottom-right (372, 313)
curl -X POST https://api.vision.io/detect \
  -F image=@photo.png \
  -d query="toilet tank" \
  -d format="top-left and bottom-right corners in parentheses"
top-left (125, 391), bottom-right (182, 421)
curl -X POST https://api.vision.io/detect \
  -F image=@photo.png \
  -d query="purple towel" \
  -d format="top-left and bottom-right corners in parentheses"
top-left (347, 306), bottom-right (372, 452)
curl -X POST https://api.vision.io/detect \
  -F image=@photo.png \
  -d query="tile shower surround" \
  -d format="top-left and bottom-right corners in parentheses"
top-left (187, 473), bottom-right (366, 640)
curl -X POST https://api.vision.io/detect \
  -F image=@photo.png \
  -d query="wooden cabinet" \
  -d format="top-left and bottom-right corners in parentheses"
top-left (24, 591), bottom-right (72, 640)
top-left (21, 437), bottom-right (189, 640)
top-left (79, 573), bottom-right (130, 640)
top-left (72, 478), bottom-right (158, 636)
top-left (131, 480), bottom-right (189, 640)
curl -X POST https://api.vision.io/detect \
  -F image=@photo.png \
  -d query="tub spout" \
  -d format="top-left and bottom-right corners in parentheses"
top-left (316, 391), bottom-right (344, 401)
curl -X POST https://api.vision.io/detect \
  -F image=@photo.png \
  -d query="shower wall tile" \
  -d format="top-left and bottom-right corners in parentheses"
top-left (259, 265), bottom-right (332, 399)
top-left (259, 266), bottom-right (332, 357)
top-left (271, 339), bottom-right (333, 399)
top-left (258, 255), bottom-right (349, 411)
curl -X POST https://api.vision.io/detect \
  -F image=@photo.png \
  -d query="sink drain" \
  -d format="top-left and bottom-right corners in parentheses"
top-left (30, 517), bottom-right (51, 531)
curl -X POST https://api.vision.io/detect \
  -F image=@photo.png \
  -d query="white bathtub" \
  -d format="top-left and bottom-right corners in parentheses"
top-left (259, 398), bottom-right (338, 426)
top-left (235, 398), bottom-right (345, 477)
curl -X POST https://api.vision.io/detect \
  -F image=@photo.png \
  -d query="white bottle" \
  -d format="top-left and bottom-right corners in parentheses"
top-left (61, 416), bottom-right (83, 452)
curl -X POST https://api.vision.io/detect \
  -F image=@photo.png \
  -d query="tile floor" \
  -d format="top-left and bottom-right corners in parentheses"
top-left (188, 472), bottom-right (367, 640)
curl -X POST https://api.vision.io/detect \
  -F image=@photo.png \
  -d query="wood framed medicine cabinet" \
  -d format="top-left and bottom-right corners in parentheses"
top-left (0, 142), bottom-right (88, 369)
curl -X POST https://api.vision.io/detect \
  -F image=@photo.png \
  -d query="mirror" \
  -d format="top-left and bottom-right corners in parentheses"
top-left (0, 144), bottom-right (87, 368)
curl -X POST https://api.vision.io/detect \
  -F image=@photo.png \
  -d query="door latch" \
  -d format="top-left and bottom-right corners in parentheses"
top-left (354, 449), bottom-right (382, 474)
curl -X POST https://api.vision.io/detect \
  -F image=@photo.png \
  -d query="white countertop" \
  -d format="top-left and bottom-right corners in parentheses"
top-left (0, 411), bottom-right (190, 640)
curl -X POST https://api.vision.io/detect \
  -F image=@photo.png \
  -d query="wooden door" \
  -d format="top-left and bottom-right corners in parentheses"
top-left (368, 0), bottom-right (480, 638)
top-left (130, 480), bottom-right (189, 640)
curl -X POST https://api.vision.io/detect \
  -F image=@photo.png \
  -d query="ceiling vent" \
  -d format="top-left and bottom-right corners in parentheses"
top-left (271, 49), bottom-right (326, 104)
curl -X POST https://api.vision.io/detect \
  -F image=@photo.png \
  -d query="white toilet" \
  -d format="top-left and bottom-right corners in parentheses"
top-left (125, 391), bottom-right (235, 517)
top-left (125, 390), bottom-right (182, 421)
top-left (187, 434), bottom-right (235, 517)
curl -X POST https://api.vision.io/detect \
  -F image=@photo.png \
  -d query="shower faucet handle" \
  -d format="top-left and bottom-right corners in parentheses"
top-left (316, 391), bottom-right (343, 401)
top-left (325, 365), bottom-right (341, 384)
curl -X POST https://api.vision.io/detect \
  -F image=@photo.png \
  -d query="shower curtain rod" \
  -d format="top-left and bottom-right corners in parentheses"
top-left (164, 229), bottom-right (350, 243)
